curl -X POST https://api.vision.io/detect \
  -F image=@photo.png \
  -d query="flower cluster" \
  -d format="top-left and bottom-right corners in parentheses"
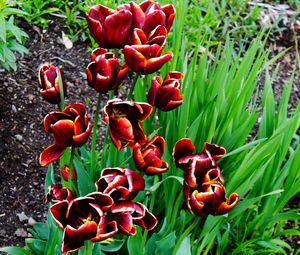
top-left (173, 139), bottom-right (239, 216)
top-left (47, 168), bottom-right (157, 255)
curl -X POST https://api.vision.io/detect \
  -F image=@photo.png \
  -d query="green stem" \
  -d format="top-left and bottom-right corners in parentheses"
top-left (84, 240), bottom-right (94, 255)
top-left (91, 93), bottom-right (102, 180)
top-left (58, 69), bottom-right (65, 111)
top-left (141, 175), bottom-right (159, 249)
top-left (128, 73), bottom-right (139, 100)
top-left (67, 147), bottom-right (78, 196)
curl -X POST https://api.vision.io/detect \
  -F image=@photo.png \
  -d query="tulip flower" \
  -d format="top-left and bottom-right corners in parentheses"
top-left (183, 181), bottom-right (239, 217)
top-left (119, 1), bottom-right (176, 36)
top-left (147, 71), bottom-right (184, 111)
top-left (95, 167), bottom-right (145, 201)
top-left (45, 184), bottom-right (74, 204)
top-left (173, 139), bottom-right (226, 188)
top-left (38, 64), bottom-right (66, 104)
top-left (138, 0), bottom-right (176, 36)
top-left (103, 99), bottom-right (152, 151)
top-left (50, 192), bottom-right (117, 254)
top-left (132, 136), bottom-right (169, 175)
top-left (61, 165), bottom-right (76, 181)
top-left (110, 201), bottom-right (158, 235)
top-left (40, 103), bottom-right (92, 166)
top-left (86, 4), bottom-right (132, 48)
top-left (86, 48), bottom-right (128, 94)
top-left (124, 25), bottom-right (173, 74)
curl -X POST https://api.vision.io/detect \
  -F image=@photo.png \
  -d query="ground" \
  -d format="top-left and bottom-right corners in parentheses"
top-left (0, 16), bottom-right (299, 251)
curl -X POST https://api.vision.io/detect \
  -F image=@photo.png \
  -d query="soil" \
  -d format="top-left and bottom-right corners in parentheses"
top-left (0, 12), bottom-right (299, 254)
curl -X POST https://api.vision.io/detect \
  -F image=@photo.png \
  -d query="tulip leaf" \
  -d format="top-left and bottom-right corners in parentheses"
top-left (25, 239), bottom-right (46, 255)
top-left (74, 157), bottom-right (95, 196)
top-left (0, 14), bottom-right (6, 42)
top-left (175, 236), bottom-right (192, 255)
top-left (127, 228), bottom-right (143, 255)
top-left (148, 176), bottom-right (184, 192)
top-left (155, 231), bottom-right (176, 255)
top-left (96, 239), bottom-right (124, 252)
top-left (0, 247), bottom-right (32, 255)
top-left (44, 164), bottom-right (55, 194)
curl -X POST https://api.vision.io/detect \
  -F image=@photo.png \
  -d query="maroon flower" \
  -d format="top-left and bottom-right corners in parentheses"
top-left (45, 184), bottom-right (74, 204)
top-left (184, 180), bottom-right (239, 217)
top-left (86, 4), bottom-right (132, 48)
top-left (95, 167), bottom-right (145, 201)
top-left (139, 0), bottom-right (175, 35)
top-left (147, 71), bottom-right (184, 111)
top-left (50, 192), bottom-right (117, 255)
top-left (173, 139), bottom-right (226, 188)
top-left (103, 99), bottom-right (152, 151)
top-left (38, 64), bottom-right (66, 104)
top-left (110, 201), bottom-right (158, 235)
top-left (86, 48), bottom-right (128, 94)
top-left (61, 165), bottom-right (76, 181)
top-left (124, 25), bottom-right (173, 74)
top-left (40, 103), bottom-right (92, 166)
top-left (132, 135), bottom-right (169, 175)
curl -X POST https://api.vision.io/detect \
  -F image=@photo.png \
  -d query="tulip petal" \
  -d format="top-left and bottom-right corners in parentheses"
top-left (130, 1), bottom-right (145, 28)
top-left (40, 144), bottom-right (66, 166)
top-left (50, 200), bottom-right (69, 230)
top-left (62, 222), bottom-right (98, 255)
top-left (51, 119), bottom-right (74, 147)
top-left (144, 52), bottom-right (173, 74)
top-left (123, 46), bottom-right (147, 73)
top-left (173, 138), bottom-right (196, 168)
top-left (91, 220), bottom-right (118, 242)
top-left (204, 143), bottom-right (226, 160)
top-left (103, 10), bottom-right (132, 48)
top-left (73, 122), bottom-right (92, 147)
top-left (216, 193), bottom-right (239, 215)
top-left (40, 87), bottom-right (60, 104)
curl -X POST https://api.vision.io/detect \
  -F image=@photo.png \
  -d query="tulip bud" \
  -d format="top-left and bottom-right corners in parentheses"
top-left (86, 48), bottom-right (128, 94)
top-left (38, 64), bottom-right (66, 104)
top-left (61, 165), bottom-right (76, 181)
top-left (147, 71), bottom-right (184, 111)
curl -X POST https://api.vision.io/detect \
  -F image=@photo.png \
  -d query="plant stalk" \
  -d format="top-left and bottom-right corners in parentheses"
top-left (58, 69), bottom-right (65, 111)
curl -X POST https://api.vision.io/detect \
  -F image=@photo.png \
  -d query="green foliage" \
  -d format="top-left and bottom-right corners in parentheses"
top-left (0, 0), bottom-right (28, 71)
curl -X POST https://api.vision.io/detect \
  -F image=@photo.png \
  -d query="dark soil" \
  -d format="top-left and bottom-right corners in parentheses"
top-left (0, 13), bottom-right (299, 254)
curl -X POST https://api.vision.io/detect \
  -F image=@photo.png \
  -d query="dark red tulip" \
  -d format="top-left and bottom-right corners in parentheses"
top-left (138, 0), bottom-right (176, 36)
top-left (173, 139), bottom-right (226, 188)
top-left (86, 48), bottom-right (128, 94)
top-left (50, 192), bottom-right (117, 255)
top-left (45, 184), bottom-right (74, 204)
top-left (110, 201), bottom-right (158, 235)
top-left (184, 180), bottom-right (239, 217)
top-left (124, 25), bottom-right (173, 74)
top-left (40, 104), bottom-right (92, 166)
top-left (103, 99), bottom-right (152, 151)
top-left (147, 71), bottom-right (184, 111)
top-left (86, 5), bottom-right (132, 48)
top-left (132, 135), bottom-right (169, 175)
top-left (95, 167), bottom-right (145, 201)
top-left (61, 165), bottom-right (76, 181)
top-left (38, 64), bottom-right (66, 104)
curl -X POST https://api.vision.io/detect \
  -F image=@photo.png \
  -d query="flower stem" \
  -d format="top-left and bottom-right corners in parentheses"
top-left (57, 69), bottom-right (65, 111)
top-left (91, 93), bottom-right (102, 180)
top-left (128, 73), bottom-right (139, 100)
top-left (67, 147), bottom-right (78, 196)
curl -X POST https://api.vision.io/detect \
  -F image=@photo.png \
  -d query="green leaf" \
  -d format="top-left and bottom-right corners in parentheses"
top-left (44, 164), bottom-right (55, 194)
top-left (97, 239), bottom-right (124, 252)
top-left (0, 14), bottom-right (6, 42)
top-left (32, 223), bottom-right (49, 240)
top-left (148, 176), bottom-right (184, 192)
top-left (74, 157), bottom-right (95, 196)
top-left (155, 231), bottom-right (176, 255)
top-left (0, 247), bottom-right (32, 255)
top-left (25, 239), bottom-right (46, 255)
top-left (175, 236), bottom-right (192, 255)
top-left (127, 228), bottom-right (143, 255)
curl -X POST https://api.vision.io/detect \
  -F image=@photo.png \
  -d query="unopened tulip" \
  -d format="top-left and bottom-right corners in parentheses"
top-left (38, 64), bottom-right (66, 104)
top-left (86, 48), bottom-right (128, 93)
top-left (147, 71), bottom-right (184, 111)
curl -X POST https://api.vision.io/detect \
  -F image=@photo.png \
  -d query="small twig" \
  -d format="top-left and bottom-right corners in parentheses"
top-left (50, 56), bottom-right (76, 67)
top-left (36, 48), bottom-right (52, 57)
